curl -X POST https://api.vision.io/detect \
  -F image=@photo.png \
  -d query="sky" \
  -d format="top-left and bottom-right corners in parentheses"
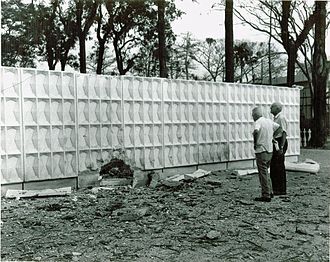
top-left (172, 0), bottom-right (267, 41)
top-left (172, 0), bottom-right (330, 58)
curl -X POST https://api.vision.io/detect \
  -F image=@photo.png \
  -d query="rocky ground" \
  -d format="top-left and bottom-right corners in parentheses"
top-left (1, 149), bottom-right (329, 262)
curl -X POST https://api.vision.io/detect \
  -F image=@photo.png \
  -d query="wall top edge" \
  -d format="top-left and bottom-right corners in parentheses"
top-left (1, 66), bottom-right (299, 91)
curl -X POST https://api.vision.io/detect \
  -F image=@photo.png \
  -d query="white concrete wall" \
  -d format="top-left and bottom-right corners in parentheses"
top-left (0, 67), bottom-right (300, 184)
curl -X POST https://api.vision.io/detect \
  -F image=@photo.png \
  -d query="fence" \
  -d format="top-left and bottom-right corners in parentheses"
top-left (0, 67), bottom-right (301, 186)
top-left (301, 128), bottom-right (312, 147)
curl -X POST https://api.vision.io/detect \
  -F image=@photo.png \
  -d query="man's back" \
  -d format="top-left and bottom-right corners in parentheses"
top-left (254, 117), bottom-right (279, 153)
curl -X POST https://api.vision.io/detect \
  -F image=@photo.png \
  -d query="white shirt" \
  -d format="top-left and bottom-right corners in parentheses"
top-left (254, 117), bottom-right (280, 153)
top-left (273, 112), bottom-right (288, 138)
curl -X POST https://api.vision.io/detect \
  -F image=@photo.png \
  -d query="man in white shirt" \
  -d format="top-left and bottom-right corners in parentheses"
top-left (252, 107), bottom-right (282, 202)
top-left (270, 102), bottom-right (288, 195)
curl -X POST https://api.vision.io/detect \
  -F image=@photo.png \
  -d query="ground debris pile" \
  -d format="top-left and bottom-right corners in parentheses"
top-left (100, 158), bottom-right (134, 178)
top-left (1, 150), bottom-right (329, 262)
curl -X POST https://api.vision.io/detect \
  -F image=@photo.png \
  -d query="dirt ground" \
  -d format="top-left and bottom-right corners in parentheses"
top-left (1, 148), bottom-right (329, 262)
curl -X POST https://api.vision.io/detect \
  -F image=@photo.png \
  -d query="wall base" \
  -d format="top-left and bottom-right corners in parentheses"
top-left (228, 160), bottom-right (254, 169)
top-left (1, 156), bottom-right (301, 193)
top-left (1, 183), bottom-right (23, 197)
top-left (24, 177), bottom-right (77, 191)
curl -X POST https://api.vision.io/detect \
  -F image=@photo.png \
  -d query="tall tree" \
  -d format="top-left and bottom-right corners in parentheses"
top-left (280, 1), bottom-right (315, 86)
top-left (74, 0), bottom-right (99, 73)
top-left (235, 0), bottom-right (316, 86)
top-left (192, 38), bottom-right (225, 82)
top-left (225, 0), bottom-right (234, 82)
top-left (234, 42), bottom-right (252, 83)
top-left (112, 1), bottom-right (153, 75)
top-left (176, 33), bottom-right (197, 80)
top-left (157, 0), bottom-right (167, 78)
top-left (1, 0), bottom-right (38, 67)
top-left (35, 1), bottom-right (61, 70)
top-left (95, 5), bottom-right (108, 74)
top-left (57, 0), bottom-right (78, 71)
top-left (131, 0), bottom-right (182, 77)
top-left (311, 1), bottom-right (328, 147)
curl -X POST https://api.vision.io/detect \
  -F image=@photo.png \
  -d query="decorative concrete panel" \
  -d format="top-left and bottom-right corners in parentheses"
top-left (20, 69), bottom-right (77, 181)
top-left (76, 74), bottom-right (125, 171)
top-left (1, 67), bottom-right (24, 184)
top-left (122, 77), bottom-right (164, 169)
top-left (1, 67), bottom-right (301, 185)
top-left (163, 80), bottom-right (199, 168)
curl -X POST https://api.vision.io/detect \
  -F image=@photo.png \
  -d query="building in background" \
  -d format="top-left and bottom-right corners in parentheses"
top-left (271, 61), bottom-right (330, 135)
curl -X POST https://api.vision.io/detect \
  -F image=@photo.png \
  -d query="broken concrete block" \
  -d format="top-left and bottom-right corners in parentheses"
top-left (132, 170), bottom-right (152, 188)
top-left (78, 170), bottom-right (101, 188)
top-left (285, 159), bottom-right (320, 173)
top-left (231, 169), bottom-right (258, 176)
top-left (149, 172), bottom-right (162, 188)
top-left (90, 187), bottom-right (116, 194)
top-left (160, 179), bottom-right (182, 188)
top-left (163, 169), bottom-right (211, 184)
top-left (115, 207), bottom-right (150, 221)
top-left (100, 158), bottom-right (133, 178)
top-left (204, 179), bottom-right (222, 186)
top-left (185, 169), bottom-right (211, 179)
top-left (165, 174), bottom-right (188, 182)
top-left (5, 187), bottom-right (72, 199)
top-left (206, 230), bottom-right (221, 240)
top-left (100, 178), bottom-right (132, 187)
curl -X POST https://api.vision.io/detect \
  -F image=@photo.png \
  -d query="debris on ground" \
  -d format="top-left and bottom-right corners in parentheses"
top-left (100, 177), bottom-right (133, 187)
top-left (148, 172), bottom-right (162, 188)
top-left (231, 168), bottom-right (258, 176)
top-left (5, 187), bottom-right (72, 199)
top-left (1, 149), bottom-right (329, 261)
top-left (205, 230), bottom-right (221, 240)
top-left (78, 169), bottom-right (102, 188)
top-left (165, 169), bottom-right (211, 182)
top-left (100, 158), bottom-right (134, 178)
top-left (132, 169), bottom-right (153, 188)
top-left (285, 158), bottom-right (320, 173)
top-left (186, 169), bottom-right (211, 179)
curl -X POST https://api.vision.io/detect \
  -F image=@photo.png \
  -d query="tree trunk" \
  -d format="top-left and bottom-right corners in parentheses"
top-left (225, 0), bottom-right (234, 82)
top-left (311, 0), bottom-right (328, 147)
top-left (240, 62), bottom-right (243, 83)
top-left (185, 51), bottom-right (189, 80)
top-left (96, 39), bottom-right (106, 75)
top-left (61, 59), bottom-right (66, 71)
top-left (46, 38), bottom-right (57, 70)
top-left (286, 43), bottom-right (296, 87)
top-left (113, 37), bottom-right (125, 75)
top-left (60, 48), bottom-right (70, 71)
top-left (268, 6), bottom-right (272, 85)
top-left (157, 0), bottom-right (167, 78)
top-left (79, 35), bottom-right (87, 73)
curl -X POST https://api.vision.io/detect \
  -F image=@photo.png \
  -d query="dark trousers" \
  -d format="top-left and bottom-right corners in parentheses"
top-left (270, 137), bottom-right (288, 194)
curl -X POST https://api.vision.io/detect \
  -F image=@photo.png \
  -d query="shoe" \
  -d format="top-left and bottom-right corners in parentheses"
top-left (254, 197), bottom-right (271, 202)
top-left (270, 193), bottom-right (274, 198)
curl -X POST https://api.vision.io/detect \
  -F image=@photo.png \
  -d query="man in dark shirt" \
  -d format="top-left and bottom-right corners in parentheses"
top-left (270, 102), bottom-right (288, 196)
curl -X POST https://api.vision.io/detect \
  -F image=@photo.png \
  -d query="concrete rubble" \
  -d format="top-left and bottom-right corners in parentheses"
top-left (5, 187), bottom-right (72, 199)
top-left (285, 158), bottom-right (320, 173)
top-left (1, 150), bottom-right (328, 261)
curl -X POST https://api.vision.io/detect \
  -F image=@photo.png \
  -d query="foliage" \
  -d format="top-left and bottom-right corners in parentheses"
top-left (72, 0), bottom-right (99, 73)
top-left (192, 38), bottom-right (226, 82)
top-left (1, 0), bottom-right (38, 67)
top-left (235, 0), bottom-right (317, 86)
top-left (233, 41), bottom-right (286, 84)
top-left (131, 0), bottom-right (182, 77)
top-left (168, 33), bottom-right (197, 80)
